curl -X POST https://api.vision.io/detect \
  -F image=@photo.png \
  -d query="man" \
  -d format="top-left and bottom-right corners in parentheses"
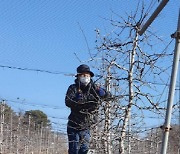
top-left (65, 64), bottom-right (109, 154)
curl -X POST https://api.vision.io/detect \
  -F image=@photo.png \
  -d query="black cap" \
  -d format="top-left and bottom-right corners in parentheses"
top-left (76, 64), bottom-right (94, 77)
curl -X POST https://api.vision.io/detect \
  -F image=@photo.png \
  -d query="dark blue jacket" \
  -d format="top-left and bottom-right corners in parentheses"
top-left (65, 79), bottom-right (108, 130)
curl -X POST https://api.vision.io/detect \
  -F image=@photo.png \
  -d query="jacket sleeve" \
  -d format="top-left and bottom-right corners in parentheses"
top-left (65, 85), bottom-right (83, 111)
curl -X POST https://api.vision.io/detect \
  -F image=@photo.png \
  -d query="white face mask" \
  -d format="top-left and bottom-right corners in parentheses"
top-left (79, 76), bottom-right (91, 85)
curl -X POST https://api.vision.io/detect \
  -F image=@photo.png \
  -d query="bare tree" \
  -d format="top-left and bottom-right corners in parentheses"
top-left (86, 2), bottom-right (175, 154)
top-left (0, 101), bottom-right (68, 154)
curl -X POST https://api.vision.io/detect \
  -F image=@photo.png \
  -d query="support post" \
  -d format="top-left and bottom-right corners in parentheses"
top-left (138, 0), bottom-right (169, 35)
top-left (0, 100), bottom-right (5, 154)
top-left (161, 10), bottom-right (180, 154)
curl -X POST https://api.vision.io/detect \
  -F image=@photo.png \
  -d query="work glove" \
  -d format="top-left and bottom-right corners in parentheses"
top-left (75, 92), bottom-right (83, 101)
top-left (96, 87), bottom-right (106, 97)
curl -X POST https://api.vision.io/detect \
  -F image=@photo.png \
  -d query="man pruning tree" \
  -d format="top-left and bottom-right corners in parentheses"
top-left (65, 64), bottom-right (110, 154)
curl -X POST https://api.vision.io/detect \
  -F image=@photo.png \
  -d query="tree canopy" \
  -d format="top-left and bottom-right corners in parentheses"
top-left (24, 110), bottom-right (51, 128)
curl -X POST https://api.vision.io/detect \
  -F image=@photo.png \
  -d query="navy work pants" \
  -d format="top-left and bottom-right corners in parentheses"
top-left (67, 127), bottom-right (90, 154)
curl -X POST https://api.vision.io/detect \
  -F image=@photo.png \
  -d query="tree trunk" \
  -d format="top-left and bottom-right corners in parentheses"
top-left (119, 30), bottom-right (138, 154)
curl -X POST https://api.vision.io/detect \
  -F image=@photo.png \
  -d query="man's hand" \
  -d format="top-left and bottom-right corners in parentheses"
top-left (96, 87), bottom-right (106, 97)
top-left (75, 92), bottom-right (83, 101)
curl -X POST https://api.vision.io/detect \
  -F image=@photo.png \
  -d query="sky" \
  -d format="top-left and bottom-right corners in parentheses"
top-left (0, 0), bottom-right (179, 132)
